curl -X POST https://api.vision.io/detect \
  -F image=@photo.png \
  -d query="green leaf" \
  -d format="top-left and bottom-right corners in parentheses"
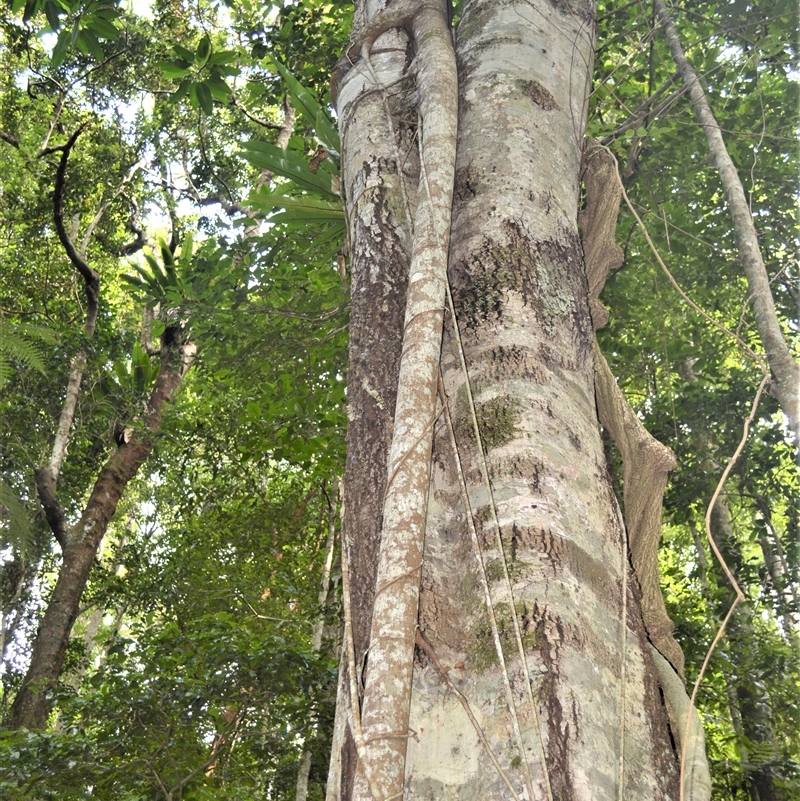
top-left (84, 14), bottom-right (119, 40)
top-left (196, 35), bottom-right (211, 65)
top-left (178, 231), bottom-right (194, 270)
top-left (76, 29), bottom-right (104, 61)
top-left (247, 193), bottom-right (344, 224)
top-left (0, 481), bottom-right (35, 557)
top-left (206, 75), bottom-right (232, 103)
top-left (0, 319), bottom-right (54, 388)
top-left (173, 43), bottom-right (195, 61)
top-left (173, 79), bottom-right (191, 102)
top-left (308, 220), bottom-right (347, 248)
top-left (43, 0), bottom-right (61, 30)
top-left (21, 0), bottom-right (39, 22)
top-left (158, 60), bottom-right (192, 79)
top-left (271, 59), bottom-right (340, 157)
top-left (196, 81), bottom-right (214, 115)
top-left (241, 141), bottom-right (336, 197)
top-left (51, 28), bottom-right (71, 67)
top-left (315, 108), bottom-right (340, 159)
top-left (207, 50), bottom-right (237, 67)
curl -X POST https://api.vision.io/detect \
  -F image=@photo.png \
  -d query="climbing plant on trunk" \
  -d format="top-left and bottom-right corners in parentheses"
top-left (327, 0), bottom-right (713, 798)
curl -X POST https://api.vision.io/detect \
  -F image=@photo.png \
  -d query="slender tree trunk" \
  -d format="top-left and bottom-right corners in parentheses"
top-left (295, 482), bottom-right (340, 801)
top-left (653, 0), bottom-right (800, 442)
top-left (328, 0), bottom-right (699, 798)
top-left (751, 495), bottom-right (800, 644)
top-left (711, 499), bottom-right (788, 801)
top-left (6, 334), bottom-right (194, 731)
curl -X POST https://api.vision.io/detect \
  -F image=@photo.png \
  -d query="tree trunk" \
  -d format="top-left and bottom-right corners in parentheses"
top-left (328, 0), bottom-right (699, 798)
top-left (653, 0), bottom-right (800, 442)
top-left (6, 334), bottom-right (194, 731)
top-left (711, 499), bottom-right (789, 801)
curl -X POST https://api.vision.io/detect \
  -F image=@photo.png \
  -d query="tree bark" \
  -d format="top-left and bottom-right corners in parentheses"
top-left (6, 334), bottom-right (194, 731)
top-left (328, 0), bottom-right (695, 798)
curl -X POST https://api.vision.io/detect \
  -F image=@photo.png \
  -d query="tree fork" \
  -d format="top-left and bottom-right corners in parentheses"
top-left (7, 334), bottom-right (194, 731)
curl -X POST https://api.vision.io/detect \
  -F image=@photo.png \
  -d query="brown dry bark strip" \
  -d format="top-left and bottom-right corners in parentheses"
top-left (582, 141), bottom-right (685, 676)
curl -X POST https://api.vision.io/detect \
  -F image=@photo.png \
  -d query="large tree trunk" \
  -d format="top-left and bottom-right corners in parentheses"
top-left (328, 0), bottom-right (702, 798)
top-left (7, 334), bottom-right (194, 731)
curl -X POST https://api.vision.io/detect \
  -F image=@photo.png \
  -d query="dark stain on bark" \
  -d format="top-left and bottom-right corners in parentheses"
top-left (546, 0), bottom-right (595, 24)
top-left (518, 79), bottom-right (558, 110)
top-left (453, 164), bottom-right (478, 203)
top-left (449, 219), bottom-right (592, 362)
top-left (512, 523), bottom-right (618, 607)
top-left (453, 394), bottom-right (521, 453)
top-left (475, 344), bottom-right (547, 384)
top-left (536, 611), bottom-right (573, 800)
top-left (628, 571), bottom-right (682, 797)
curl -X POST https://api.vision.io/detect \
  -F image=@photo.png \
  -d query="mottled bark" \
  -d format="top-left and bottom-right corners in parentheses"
top-left (653, 0), bottom-right (800, 442)
top-left (7, 335), bottom-right (194, 731)
top-left (330, 0), bottom-right (694, 797)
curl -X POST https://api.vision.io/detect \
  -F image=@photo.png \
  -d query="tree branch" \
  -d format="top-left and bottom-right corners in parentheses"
top-left (599, 73), bottom-right (684, 144)
top-left (53, 124), bottom-right (100, 317)
top-left (231, 95), bottom-right (284, 130)
top-left (80, 157), bottom-right (147, 255)
top-left (0, 129), bottom-right (19, 148)
top-left (34, 467), bottom-right (68, 550)
top-left (654, 0), bottom-right (800, 441)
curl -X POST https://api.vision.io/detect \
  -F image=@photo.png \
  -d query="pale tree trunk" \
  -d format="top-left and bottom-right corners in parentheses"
top-left (327, 0), bottom-right (704, 799)
top-left (751, 494), bottom-right (800, 644)
top-left (295, 482), bottom-right (340, 801)
top-left (653, 0), bottom-right (800, 442)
